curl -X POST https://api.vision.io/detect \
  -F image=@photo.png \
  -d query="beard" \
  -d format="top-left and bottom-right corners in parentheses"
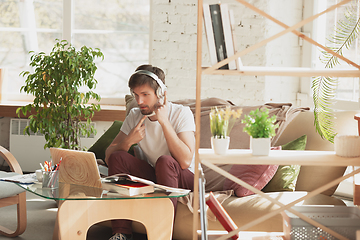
top-left (139, 104), bottom-right (155, 115)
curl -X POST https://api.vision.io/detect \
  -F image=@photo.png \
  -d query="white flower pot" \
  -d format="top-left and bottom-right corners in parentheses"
top-left (211, 136), bottom-right (230, 155)
top-left (251, 137), bottom-right (270, 156)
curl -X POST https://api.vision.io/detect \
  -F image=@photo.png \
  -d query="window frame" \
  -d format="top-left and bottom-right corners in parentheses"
top-left (302, 0), bottom-right (360, 111)
top-left (0, 0), bottom-right (151, 106)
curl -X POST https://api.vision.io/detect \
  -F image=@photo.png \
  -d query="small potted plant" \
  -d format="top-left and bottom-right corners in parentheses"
top-left (210, 106), bottom-right (242, 155)
top-left (242, 108), bottom-right (279, 156)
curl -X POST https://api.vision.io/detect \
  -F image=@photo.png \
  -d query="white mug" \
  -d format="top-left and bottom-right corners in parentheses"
top-left (35, 169), bottom-right (43, 182)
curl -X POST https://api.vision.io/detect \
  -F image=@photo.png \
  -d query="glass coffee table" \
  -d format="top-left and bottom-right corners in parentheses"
top-left (17, 182), bottom-right (189, 240)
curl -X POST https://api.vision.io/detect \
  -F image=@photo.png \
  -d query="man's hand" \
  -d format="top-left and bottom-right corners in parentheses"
top-left (127, 115), bottom-right (147, 144)
top-left (104, 115), bottom-right (147, 165)
top-left (155, 91), bottom-right (169, 125)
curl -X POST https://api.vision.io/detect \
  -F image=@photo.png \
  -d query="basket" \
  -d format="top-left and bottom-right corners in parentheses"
top-left (281, 206), bottom-right (360, 240)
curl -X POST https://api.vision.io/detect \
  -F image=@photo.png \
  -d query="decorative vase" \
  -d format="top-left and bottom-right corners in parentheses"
top-left (211, 136), bottom-right (230, 155)
top-left (250, 137), bottom-right (270, 156)
top-left (334, 135), bottom-right (360, 157)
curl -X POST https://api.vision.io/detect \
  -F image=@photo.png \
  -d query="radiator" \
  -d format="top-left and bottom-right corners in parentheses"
top-left (10, 118), bottom-right (96, 172)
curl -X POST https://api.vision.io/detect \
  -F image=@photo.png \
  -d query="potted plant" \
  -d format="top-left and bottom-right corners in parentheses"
top-left (242, 108), bottom-right (279, 156)
top-left (209, 106), bottom-right (242, 155)
top-left (16, 39), bottom-right (104, 150)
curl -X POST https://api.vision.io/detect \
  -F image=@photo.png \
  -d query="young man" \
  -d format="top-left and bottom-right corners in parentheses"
top-left (105, 64), bottom-right (195, 240)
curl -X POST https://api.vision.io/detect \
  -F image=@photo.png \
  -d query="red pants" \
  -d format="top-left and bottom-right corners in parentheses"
top-left (107, 151), bottom-right (194, 235)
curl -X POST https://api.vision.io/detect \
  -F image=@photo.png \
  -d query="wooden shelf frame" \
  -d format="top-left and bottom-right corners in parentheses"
top-left (199, 149), bottom-right (360, 240)
top-left (193, 1), bottom-right (360, 240)
top-left (202, 66), bottom-right (360, 77)
top-left (202, 0), bottom-right (360, 76)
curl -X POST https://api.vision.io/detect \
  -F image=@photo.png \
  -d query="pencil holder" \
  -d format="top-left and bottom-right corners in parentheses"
top-left (42, 170), bottom-right (59, 188)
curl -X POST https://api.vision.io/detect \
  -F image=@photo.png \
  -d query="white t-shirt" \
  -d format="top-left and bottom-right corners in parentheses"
top-left (120, 102), bottom-right (196, 173)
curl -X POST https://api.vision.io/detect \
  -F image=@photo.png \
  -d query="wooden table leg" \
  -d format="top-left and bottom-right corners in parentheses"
top-left (57, 198), bottom-right (174, 240)
top-left (354, 114), bottom-right (360, 206)
top-left (354, 183), bottom-right (360, 205)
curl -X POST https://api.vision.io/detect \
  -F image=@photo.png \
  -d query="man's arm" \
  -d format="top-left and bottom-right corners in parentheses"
top-left (161, 124), bottom-right (195, 169)
top-left (105, 115), bottom-right (147, 165)
top-left (156, 93), bottom-right (195, 169)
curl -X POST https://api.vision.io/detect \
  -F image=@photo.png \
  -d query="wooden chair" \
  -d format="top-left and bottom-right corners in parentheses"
top-left (0, 145), bottom-right (27, 237)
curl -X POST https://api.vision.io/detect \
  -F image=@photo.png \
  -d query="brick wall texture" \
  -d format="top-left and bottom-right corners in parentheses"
top-left (150, 0), bottom-right (303, 106)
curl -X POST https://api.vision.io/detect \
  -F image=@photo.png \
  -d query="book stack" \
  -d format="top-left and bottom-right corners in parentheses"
top-left (203, 3), bottom-right (243, 70)
top-left (102, 178), bottom-right (154, 196)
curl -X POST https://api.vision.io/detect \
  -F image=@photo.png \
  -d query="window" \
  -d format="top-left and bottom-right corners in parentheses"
top-left (0, 0), bottom-right (149, 104)
top-left (0, 0), bottom-right (62, 102)
top-left (312, 0), bottom-right (360, 108)
top-left (311, 1), bottom-right (360, 198)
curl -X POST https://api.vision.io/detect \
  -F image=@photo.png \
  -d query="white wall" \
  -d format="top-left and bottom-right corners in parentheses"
top-left (150, 0), bottom-right (303, 106)
top-left (264, 0), bottom-right (303, 104)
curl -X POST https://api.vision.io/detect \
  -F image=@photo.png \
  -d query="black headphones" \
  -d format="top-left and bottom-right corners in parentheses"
top-left (132, 70), bottom-right (167, 98)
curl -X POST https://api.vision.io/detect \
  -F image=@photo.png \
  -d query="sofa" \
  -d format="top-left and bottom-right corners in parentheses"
top-left (92, 97), bottom-right (358, 240)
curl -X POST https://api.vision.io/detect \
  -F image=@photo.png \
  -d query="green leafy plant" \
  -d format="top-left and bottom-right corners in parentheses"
top-left (242, 108), bottom-right (279, 138)
top-left (210, 106), bottom-right (242, 139)
top-left (312, 1), bottom-right (360, 143)
top-left (16, 39), bottom-right (104, 150)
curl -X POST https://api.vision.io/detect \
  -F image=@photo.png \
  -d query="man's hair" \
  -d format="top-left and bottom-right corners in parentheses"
top-left (128, 65), bottom-right (165, 93)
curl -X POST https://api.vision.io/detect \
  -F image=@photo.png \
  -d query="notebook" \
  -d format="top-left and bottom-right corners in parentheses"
top-left (49, 148), bottom-right (102, 188)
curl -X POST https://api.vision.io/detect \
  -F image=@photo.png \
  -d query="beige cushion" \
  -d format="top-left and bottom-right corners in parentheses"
top-left (275, 110), bottom-right (359, 151)
top-left (295, 166), bottom-right (346, 196)
top-left (203, 164), bottom-right (233, 192)
top-left (275, 110), bottom-right (358, 195)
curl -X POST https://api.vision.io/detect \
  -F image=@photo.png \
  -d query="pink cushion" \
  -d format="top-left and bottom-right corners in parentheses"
top-left (223, 164), bottom-right (279, 197)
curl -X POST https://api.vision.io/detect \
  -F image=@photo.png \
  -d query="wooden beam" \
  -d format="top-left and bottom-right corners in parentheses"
top-left (202, 66), bottom-right (360, 77)
top-left (0, 69), bottom-right (2, 102)
top-left (193, 0), bottom-right (203, 239)
top-left (234, 0), bottom-right (359, 69)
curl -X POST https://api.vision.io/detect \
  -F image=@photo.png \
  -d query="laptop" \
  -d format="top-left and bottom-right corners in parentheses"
top-left (49, 148), bottom-right (102, 188)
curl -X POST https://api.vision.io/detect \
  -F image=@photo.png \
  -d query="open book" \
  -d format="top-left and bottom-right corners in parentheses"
top-left (102, 174), bottom-right (191, 195)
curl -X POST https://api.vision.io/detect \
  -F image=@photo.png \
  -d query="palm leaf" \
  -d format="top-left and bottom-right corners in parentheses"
top-left (312, 1), bottom-right (360, 143)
